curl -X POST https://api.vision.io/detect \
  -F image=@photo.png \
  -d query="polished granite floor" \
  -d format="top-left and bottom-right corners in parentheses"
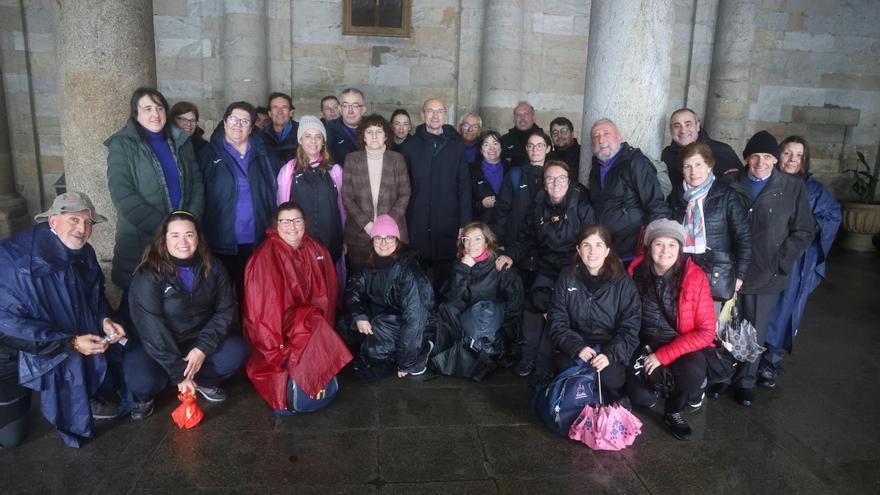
top-left (2, 249), bottom-right (878, 494)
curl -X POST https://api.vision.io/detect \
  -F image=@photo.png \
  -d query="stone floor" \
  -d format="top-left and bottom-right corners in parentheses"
top-left (2, 249), bottom-right (878, 494)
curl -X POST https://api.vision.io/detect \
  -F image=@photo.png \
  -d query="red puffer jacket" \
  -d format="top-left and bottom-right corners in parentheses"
top-left (628, 255), bottom-right (716, 365)
top-left (243, 229), bottom-right (352, 410)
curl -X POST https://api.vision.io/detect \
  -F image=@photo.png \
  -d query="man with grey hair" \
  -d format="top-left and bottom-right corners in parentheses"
top-left (458, 112), bottom-right (482, 164)
top-left (0, 192), bottom-right (127, 448)
top-left (325, 87), bottom-right (367, 165)
top-left (588, 118), bottom-right (670, 261)
top-left (501, 101), bottom-right (543, 167)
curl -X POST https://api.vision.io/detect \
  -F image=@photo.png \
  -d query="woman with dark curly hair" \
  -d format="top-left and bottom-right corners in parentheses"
top-left (342, 114), bottom-right (411, 274)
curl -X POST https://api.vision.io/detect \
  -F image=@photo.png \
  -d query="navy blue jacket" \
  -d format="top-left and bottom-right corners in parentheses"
top-left (400, 124), bottom-right (472, 261)
top-left (198, 124), bottom-right (278, 255)
top-left (0, 223), bottom-right (112, 447)
top-left (261, 120), bottom-right (299, 168)
top-left (325, 117), bottom-right (358, 166)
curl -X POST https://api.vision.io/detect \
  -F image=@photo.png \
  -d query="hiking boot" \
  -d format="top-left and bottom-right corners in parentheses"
top-left (90, 396), bottom-right (120, 420)
top-left (130, 400), bottom-right (154, 421)
top-left (734, 387), bottom-right (753, 407)
top-left (757, 370), bottom-right (776, 388)
top-left (664, 411), bottom-right (691, 440)
top-left (196, 385), bottom-right (228, 403)
top-left (513, 358), bottom-right (535, 377)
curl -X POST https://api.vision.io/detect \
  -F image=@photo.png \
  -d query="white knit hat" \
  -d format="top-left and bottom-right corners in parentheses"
top-left (297, 115), bottom-right (327, 142)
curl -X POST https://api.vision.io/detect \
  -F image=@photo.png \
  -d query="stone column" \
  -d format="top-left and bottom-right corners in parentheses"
top-left (704, 0), bottom-right (758, 153)
top-left (54, 0), bottom-right (157, 264)
top-left (456, 0), bottom-right (486, 119)
top-left (479, 0), bottom-right (523, 130)
top-left (0, 75), bottom-right (29, 239)
top-left (580, 0), bottom-right (673, 180)
top-left (223, 0), bottom-right (268, 105)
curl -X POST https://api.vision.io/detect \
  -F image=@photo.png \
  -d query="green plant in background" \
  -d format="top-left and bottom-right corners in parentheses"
top-left (845, 151), bottom-right (879, 203)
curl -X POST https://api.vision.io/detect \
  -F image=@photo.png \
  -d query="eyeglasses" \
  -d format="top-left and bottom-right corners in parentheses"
top-left (551, 128), bottom-right (571, 137)
top-left (176, 117), bottom-right (197, 126)
top-left (226, 115), bottom-right (252, 128)
top-left (372, 235), bottom-right (397, 244)
top-left (424, 108), bottom-right (446, 115)
top-left (278, 217), bottom-right (304, 226)
top-left (545, 175), bottom-right (569, 185)
top-left (459, 235), bottom-right (485, 243)
top-left (460, 124), bottom-right (481, 131)
top-left (526, 143), bottom-right (548, 151)
top-left (341, 103), bottom-right (364, 111)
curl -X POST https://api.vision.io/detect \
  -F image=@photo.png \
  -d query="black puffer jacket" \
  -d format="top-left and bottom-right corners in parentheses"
top-left (729, 170), bottom-right (815, 294)
top-left (669, 179), bottom-right (752, 300)
top-left (470, 161), bottom-right (508, 225)
top-left (345, 253), bottom-right (435, 373)
top-left (401, 124), bottom-right (472, 261)
top-left (548, 265), bottom-right (641, 366)
top-left (589, 143), bottom-right (670, 258)
top-left (443, 258), bottom-right (524, 338)
top-left (491, 163), bottom-right (544, 248)
top-left (128, 259), bottom-right (237, 384)
top-left (547, 140), bottom-right (581, 184)
top-left (506, 185), bottom-right (597, 281)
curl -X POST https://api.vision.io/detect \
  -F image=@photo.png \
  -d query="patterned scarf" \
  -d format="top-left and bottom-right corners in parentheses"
top-left (682, 174), bottom-right (714, 254)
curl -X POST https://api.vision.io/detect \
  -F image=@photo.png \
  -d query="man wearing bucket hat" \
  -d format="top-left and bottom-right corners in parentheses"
top-left (0, 192), bottom-right (127, 448)
top-left (711, 131), bottom-right (814, 407)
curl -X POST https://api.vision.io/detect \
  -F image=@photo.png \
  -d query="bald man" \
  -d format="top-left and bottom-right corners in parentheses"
top-left (500, 101), bottom-right (543, 167)
top-left (399, 98), bottom-right (472, 293)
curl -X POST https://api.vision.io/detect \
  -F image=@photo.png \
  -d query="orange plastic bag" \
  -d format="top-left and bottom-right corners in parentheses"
top-left (171, 393), bottom-right (204, 429)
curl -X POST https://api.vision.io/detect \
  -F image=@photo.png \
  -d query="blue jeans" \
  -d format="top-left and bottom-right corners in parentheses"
top-left (123, 336), bottom-right (249, 402)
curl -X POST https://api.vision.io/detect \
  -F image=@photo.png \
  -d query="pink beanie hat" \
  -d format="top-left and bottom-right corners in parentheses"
top-left (370, 214), bottom-right (400, 239)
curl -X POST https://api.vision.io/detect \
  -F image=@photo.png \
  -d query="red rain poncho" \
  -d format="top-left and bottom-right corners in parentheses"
top-left (243, 229), bottom-right (352, 410)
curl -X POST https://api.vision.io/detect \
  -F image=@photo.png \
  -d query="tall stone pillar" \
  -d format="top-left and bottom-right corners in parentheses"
top-left (580, 0), bottom-right (673, 180)
top-left (0, 75), bottom-right (29, 239)
top-left (479, 0), bottom-right (523, 130)
top-left (54, 0), bottom-right (157, 264)
top-left (704, 0), bottom-right (758, 153)
top-left (223, 0), bottom-right (268, 105)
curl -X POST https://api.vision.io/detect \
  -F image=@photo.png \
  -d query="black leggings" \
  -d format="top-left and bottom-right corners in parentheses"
top-left (626, 348), bottom-right (709, 413)
top-left (0, 376), bottom-right (30, 448)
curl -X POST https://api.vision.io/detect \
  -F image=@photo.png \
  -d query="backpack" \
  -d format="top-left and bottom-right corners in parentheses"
top-left (284, 376), bottom-right (339, 414)
top-left (532, 360), bottom-right (600, 436)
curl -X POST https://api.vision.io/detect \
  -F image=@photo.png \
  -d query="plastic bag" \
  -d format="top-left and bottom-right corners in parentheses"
top-left (171, 393), bottom-right (204, 429)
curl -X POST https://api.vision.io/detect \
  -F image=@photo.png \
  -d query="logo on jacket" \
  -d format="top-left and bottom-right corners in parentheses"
top-left (311, 388), bottom-right (326, 400)
top-left (567, 287), bottom-right (578, 292)
top-left (163, 285), bottom-right (173, 294)
top-left (519, 184), bottom-right (527, 189)
top-left (213, 159), bottom-right (222, 164)
top-left (575, 383), bottom-right (588, 400)
top-left (316, 255), bottom-right (324, 261)
top-left (336, 139), bottom-right (345, 145)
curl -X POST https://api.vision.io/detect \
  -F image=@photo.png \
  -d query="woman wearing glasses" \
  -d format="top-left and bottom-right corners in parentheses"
top-left (170, 101), bottom-right (208, 153)
top-left (198, 101), bottom-right (278, 301)
top-left (344, 215), bottom-right (435, 382)
top-left (496, 160), bottom-right (596, 381)
top-left (431, 222), bottom-right (523, 381)
top-left (106, 87), bottom-right (204, 294)
top-left (243, 202), bottom-right (351, 414)
top-left (342, 114), bottom-right (411, 274)
top-left (276, 116), bottom-right (345, 271)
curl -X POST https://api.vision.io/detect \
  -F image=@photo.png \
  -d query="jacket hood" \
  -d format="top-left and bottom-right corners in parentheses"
top-left (2, 223), bottom-right (93, 277)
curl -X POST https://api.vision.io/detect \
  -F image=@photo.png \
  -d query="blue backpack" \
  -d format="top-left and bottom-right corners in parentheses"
top-left (532, 360), bottom-right (600, 436)
top-left (283, 376), bottom-right (339, 414)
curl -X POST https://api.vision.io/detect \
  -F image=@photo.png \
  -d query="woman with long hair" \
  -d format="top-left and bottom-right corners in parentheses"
top-left (124, 211), bottom-right (248, 420)
top-left (626, 219), bottom-right (716, 440)
top-left (431, 222), bottom-right (523, 381)
top-left (243, 202), bottom-right (352, 415)
top-left (546, 224), bottom-right (641, 402)
top-left (344, 215), bottom-right (435, 382)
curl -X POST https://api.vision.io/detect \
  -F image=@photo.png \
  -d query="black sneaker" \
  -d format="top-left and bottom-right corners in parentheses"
top-left (757, 370), bottom-right (776, 388)
top-left (408, 368), bottom-right (439, 382)
top-left (90, 397), bottom-right (120, 420)
top-left (130, 400), bottom-right (154, 421)
top-left (196, 385), bottom-right (228, 402)
top-left (664, 411), bottom-right (691, 440)
top-left (513, 358), bottom-right (535, 377)
top-left (734, 387), bottom-right (753, 407)
top-left (688, 391), bottom-right (706, 412)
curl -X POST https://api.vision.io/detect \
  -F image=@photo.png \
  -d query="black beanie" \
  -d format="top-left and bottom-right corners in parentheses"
top-left (742, 130), bottom-right (779, 159)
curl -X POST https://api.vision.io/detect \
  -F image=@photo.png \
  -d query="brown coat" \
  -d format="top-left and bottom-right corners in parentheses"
top-left (342, 149), bottom-right (411, 256)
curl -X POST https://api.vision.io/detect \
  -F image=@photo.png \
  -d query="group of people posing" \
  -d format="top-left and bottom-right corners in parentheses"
top-left (0, 86), bottom-right (841, 448)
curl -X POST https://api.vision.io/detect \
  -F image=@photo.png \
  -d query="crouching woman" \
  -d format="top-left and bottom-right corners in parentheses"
top-left (125, 211), bottom-right (249, 419)
top-left (546, 225), bottom-right (640, 402)
top-left (243, 202), bottom-right (352, 414)
top-left (432, 222), bottom-right (523, 381)
top-left (345, 215), bottom-right (435, 381)
top-left (626, 219), bottom-right (716, 440)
